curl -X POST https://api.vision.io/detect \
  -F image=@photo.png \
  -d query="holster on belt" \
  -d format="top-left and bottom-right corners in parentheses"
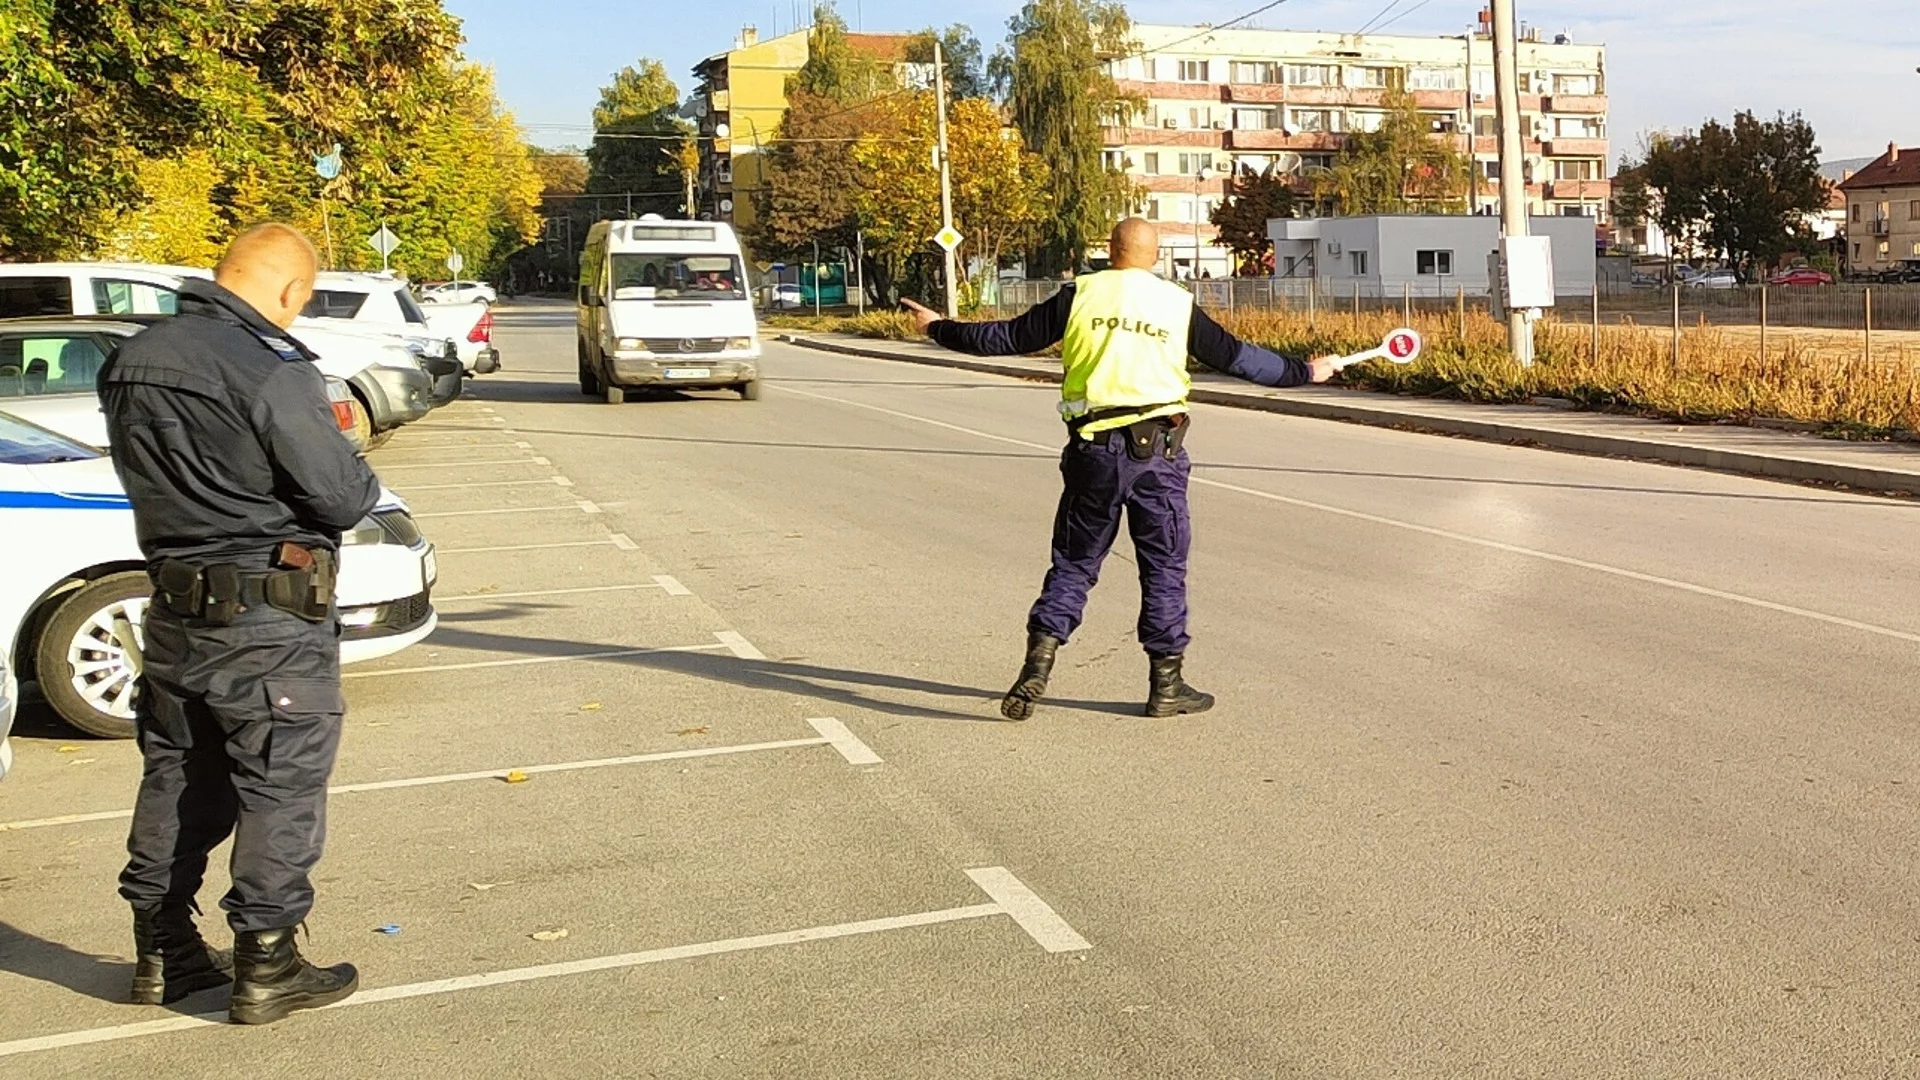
top-left (153, 544), bottom-right (337, 626)
top-left (265, 544), bottom-right (336, 623)
top-left (1120, 413), bottom-right (1190, 461)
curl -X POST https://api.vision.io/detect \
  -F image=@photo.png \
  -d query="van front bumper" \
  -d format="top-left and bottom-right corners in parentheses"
top-left (607, 352), bottom-right (758, 388)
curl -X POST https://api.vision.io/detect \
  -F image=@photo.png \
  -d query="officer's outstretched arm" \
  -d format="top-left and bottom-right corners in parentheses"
top-left (904, 288), bottom-right (1074, 357)
top-left (253, 363), bottom-right (383, 533)
top-left (1188, 307), bottom-right (1333, 386)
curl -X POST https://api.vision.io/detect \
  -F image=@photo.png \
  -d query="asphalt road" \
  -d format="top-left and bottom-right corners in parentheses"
top-left (4, 298), bottom-right (1920, 1077)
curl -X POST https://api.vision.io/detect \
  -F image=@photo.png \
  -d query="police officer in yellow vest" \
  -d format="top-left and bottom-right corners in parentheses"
top-left (903, 218), bottom-right (1334, 720)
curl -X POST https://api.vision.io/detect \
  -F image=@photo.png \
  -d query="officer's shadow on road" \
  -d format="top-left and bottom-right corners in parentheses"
top-left (427, 626), bottom-right (1140, 722)
top-left (0, 922), bottom-right (208, 1011)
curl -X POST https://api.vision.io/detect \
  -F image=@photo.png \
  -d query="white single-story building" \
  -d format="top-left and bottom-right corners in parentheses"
top-left (1268, 214), bottom-right (1598, 298)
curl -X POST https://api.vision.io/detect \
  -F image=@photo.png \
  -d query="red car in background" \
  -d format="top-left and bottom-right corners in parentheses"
top-left (1768, 267), bottom-right (1833, 286)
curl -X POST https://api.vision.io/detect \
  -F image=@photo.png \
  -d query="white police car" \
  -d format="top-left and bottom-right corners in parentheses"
top-left (0, 412), bottom-right (435, 739)
top-left (0, 649), bottom-right (14, 781)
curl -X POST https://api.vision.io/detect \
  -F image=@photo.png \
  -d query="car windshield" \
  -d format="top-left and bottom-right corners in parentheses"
top-left (0, 411), bottom-right (101, 465)
top-left (608, 255), bottom-right (745, 300)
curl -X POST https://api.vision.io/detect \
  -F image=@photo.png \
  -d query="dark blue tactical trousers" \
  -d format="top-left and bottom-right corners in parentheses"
top-left (120, 605), bottom-right (344, 933)
top-left (1028, 432), bottom-right (1192, 656)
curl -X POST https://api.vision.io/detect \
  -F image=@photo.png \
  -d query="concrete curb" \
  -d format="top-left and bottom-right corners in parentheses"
top-left (777, 333), bottom-right (1920, 497)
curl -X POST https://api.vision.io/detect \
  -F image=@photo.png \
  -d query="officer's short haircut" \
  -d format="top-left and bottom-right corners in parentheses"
top-left (216, 223), bottom-right (318, 280)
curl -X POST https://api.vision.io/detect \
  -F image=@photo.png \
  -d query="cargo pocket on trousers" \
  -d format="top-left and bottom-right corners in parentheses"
top-left (258, 678), bottom-right (345, 783)
top-left (264, 678), bottom-right (345, 722)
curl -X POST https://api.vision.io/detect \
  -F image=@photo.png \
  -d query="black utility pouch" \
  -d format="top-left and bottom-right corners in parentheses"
top-left (155, 560), bottom-right (203, 618)
top-left (202, 565), bottom-right (243, 625)
top-left (1125, 418), bottom-right (1169, 462)
top-left (1163, 413), bottom-right (1190, 458)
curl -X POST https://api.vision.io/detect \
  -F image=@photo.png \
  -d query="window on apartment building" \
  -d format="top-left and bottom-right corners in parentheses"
top-left (1554, 116), bottom-right (1602, 138)
top-left (1407, 68), bottom-right (1462, 91)
top-left (1354, 66), bottom-right (1402, 89)
top-left (1178, 59), bottom-right (1211, 82)
top-left (1878, 200), bottom-right (1891, 220)
top-left (1188, 106), bottom-right (1213, 129)
top-left (1141, 58), bottom-right (1157, 81)
top-left (1146, 198), bottom-right (1162, 221)
top-left (1285, 63), bottom-right (1337, 86)
top-left (1427, 112), bottom-right (1458, 134)
top-left (1302, 153), bottom-right (1335, 171)
top-left (1553, 159), bottom-right (1600, 181)
top-left (1290, 109), bottom-right (1339, 133)
top-left (1558, 204), bottom-right (1595, 217)
top-left (1230, 61), bottom-right (1281, 84)
top-left (1879, 240), bottom-right (1891, 259)
top-left (1911, 200), bottom-right (1920, 220)
top-left (1552, 74), bottom-right (1597, 95)
top-left (1482, 160), bottom-right (1500, 180)
top-left (1349, 112), bottom-right (1385, 133)
top-left (1474, 115), bottom-right (1497, 138)
top-left (1350, 250), bottom-right (1369, 275)
top-left (1177, 153), bottom-right (1213, 176)
top-left (1416, 250), bottom-right (1454, 275)
top-left (1852, 203), bottom-right (1862, 223)
top-left (1853, 242), bottom-right (1861, 259)
top-left (1912, 241), bottom-right (1920, 257)
top-left (1233, 108), bottom-right (1278, 130)
top-left (1142, 152), bottom-right (1160, 175)
top-left (1234, 155), bottom-right (1275, 175)
top-left (1102, 149), bottom-right (1128, 171)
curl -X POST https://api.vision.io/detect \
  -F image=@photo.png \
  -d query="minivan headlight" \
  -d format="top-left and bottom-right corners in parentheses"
top-left (617, 337), bottom-right (643, 351)
top-left (727, 337), bottom-right (752, 351)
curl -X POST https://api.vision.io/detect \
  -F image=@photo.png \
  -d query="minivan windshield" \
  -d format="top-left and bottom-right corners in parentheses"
top-left (609, 255), bottom-right (745, 301)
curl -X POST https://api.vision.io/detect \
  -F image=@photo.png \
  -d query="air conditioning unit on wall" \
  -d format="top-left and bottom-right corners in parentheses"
top-left (1163, 118), bottom-right (1180, 129)
top-left (1211, 120), bottom-right (1228, 130)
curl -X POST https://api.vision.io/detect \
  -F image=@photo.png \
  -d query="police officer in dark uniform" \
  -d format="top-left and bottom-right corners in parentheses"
top-left (100, 223), bottom-right (380, 1025)
top-left (903, 218), bottom-right (1334, 720)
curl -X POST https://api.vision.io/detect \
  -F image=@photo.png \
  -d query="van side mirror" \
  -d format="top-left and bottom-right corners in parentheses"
top-left (578, 285), bottom-right (599, 306)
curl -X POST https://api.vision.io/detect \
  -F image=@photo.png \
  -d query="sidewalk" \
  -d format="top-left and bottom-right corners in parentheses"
top-left (780, 333), bottom-right (1920, 497)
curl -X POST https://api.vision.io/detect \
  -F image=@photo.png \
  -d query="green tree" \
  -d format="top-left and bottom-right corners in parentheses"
top-left (1210, 168), bottom-right (1297, 276)
top-left (1640, 111), bottom-right (1823, 278)
top-left (1313, 89), bottom-right (1470, 216)
top-left (791, 5), bottom-right (891, 102)
top-left (585, 59), bottom-right (690, 215)
top-left (1005, 0), bottom-right (1136, 275)
top-left (529, 147), bottom-right (589, 199)
top-left (905, 26), bottom-right (990, 101)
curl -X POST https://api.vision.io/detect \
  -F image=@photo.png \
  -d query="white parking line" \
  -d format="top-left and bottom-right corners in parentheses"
top-left (609, 532), bottom-right (639, 550)
top-left (576, 500), bottom-right (603, 514)
top-left (436, 582), bottom-right (683, 603)
top-left (712, 630), bottom-right (765, 660)
top-left (0, 740), bottom-right (829, 834)
top-left (0, 868), bottom-right (1085, 1060)
top-left (436, 539), bottom-right (626, 555)
top-left (532, 456), bottom-right (551, 465)
top-left (806, 717), bottom-right (882, 765)
top-left (344, 639), bottom-right (731, 679)
top-left (372, 459), bottom-right (541, 472)
top-left (412, 503), bottom-right (595, 520)
top-left (395, 478), bottom-right (574, 492)
top-left (651, 575), bottom-right (691, 596)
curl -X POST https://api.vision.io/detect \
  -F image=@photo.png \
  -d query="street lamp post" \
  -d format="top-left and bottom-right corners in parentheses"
top-left (1194, 164), bottom-right (1215, 280)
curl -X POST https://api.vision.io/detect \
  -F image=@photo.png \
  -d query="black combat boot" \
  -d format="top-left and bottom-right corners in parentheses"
top-left (130, 905), bottom-right (233, 1005)
top-left (1000, 633), bottom-right (1063, 721)
top-left (228, 927), bottom-right (359, 1025)
top-left (1145, 653), bottom-right (1215, 718)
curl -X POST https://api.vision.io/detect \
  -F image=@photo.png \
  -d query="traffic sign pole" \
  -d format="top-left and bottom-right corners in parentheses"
top-left (934, 40), bottom-right (958, 320)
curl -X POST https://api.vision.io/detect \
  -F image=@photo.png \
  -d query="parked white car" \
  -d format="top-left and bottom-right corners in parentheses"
top-left (307, 271), bottom-right (499, 375)
top-left (0, 411), bottom-right (437, 739)
top-left (419, 280), bottom-right (497, 306)
top-left (0, 266), bottom-right (437, 437)
top-left (1687, 270), bottom-right (1740, 290)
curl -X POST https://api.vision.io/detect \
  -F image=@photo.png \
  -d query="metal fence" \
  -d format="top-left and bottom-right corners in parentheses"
top-left (980, 278), bottom-right (1920, 363)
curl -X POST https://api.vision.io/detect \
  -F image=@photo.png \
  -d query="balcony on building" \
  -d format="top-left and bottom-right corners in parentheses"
top-left (1113, 79), bottom-right (1225, 101)
top-left (1544, 137), bottom-right (1608, 158)
top-left (1225, 130), bottom-right (1342, 152)
top-left (1543, 94), bottom-right (1606, 114)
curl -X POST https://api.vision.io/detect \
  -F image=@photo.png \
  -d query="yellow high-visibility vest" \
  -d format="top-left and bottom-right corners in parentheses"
top-left (1058, 269), bottom-right (1194, 436)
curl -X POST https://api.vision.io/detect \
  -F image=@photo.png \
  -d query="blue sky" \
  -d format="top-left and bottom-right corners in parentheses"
top-left (447, 0), bottom-right (1916, 162)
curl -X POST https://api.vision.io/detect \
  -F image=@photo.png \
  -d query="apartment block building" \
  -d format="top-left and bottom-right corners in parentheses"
top-left (1106, 19), bottom-right (1609, 276)
top-left (688, 26), bottom-right (910, 238)
top-left (1838, 144), bottom-right (1920, 275)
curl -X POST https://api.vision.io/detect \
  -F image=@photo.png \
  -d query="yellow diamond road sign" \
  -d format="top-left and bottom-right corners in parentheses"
top-left (933, 226), bottom-right (964, 252)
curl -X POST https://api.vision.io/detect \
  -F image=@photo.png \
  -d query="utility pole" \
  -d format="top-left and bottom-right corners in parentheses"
top-left (934, 39), bottom-right (959, 319)
top-left (1490, 0), bottom-right (1535, 365)
top-left (856, 229), bottom-right (866, 315)
top-left (1461, 32), bottom-right (1477, 215)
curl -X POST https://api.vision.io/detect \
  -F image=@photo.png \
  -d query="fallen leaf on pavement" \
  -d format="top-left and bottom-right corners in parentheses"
top-left (674, 726), bottom-right (709, 736)
top-left (56, 746), bottom-right (80, 753)
top-left (578, 702), bottom-right (603, 712)
top-left (502, 770), bottom-right (529, 784)
top-left (530, 928), bottom-right (568, 942)
top-left (69, 759), bottom-right (97, 766)
top-left (468, 881), bottom-right (516, 892)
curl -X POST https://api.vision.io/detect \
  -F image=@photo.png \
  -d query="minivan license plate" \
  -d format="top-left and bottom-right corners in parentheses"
top-left (664, 368), bottom-right (712, 379)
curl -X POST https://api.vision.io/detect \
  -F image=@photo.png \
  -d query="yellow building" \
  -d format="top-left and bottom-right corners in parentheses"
top-left (1839, 144), bottom-right (1920, 276)
top-left (689, 26), bottom-right (908, 241)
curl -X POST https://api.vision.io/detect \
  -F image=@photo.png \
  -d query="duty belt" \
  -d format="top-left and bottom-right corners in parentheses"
top-left (1083, 412), bottom-right (1190, 461)
top-left (153, 545), bottom-right (337, 626)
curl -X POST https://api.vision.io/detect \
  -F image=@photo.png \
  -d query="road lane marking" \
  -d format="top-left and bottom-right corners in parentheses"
top-left (343, 641), bottom-right (730, 679)
top-left (532, 455), bottom-right (551, 465)
top-left (394, 478), bottom-right (573, 492)
top-left (778, 384), bottom-right (1920, 648)
top-left (412, 503), bottom-right (595, 520)
top-left (437, 582), bottom-right (684, 603)
top-left (652, 574), bottom-right (691, 596)
top-left (609, 532), bottom-right (639, 550)
top-left (713, 630), bottom-right (765, 659)
top-left (0, 725), bottom-right (874, 833)
top-left (372, 459), bottom-right (541, 471)
top-left (577, 500), bottom-right (603, 514)
top-left (0, 868), bottom-right (1082, 1059)
top-left (807, 717), bottom-right (882, 765)
top-left (436, 539), bottom-right (625, 555)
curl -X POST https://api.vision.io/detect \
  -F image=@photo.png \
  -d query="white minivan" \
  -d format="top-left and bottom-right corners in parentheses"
top-left (575, 217), bottom-right (760, 403)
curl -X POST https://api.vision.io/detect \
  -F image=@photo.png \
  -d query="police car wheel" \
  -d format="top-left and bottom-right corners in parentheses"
top-left (577, 341), bottom-right (601, 396)
top-left (34, 572), bottom-right (150, 739)
top-left (738, 380), bottom-right (762, 401)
